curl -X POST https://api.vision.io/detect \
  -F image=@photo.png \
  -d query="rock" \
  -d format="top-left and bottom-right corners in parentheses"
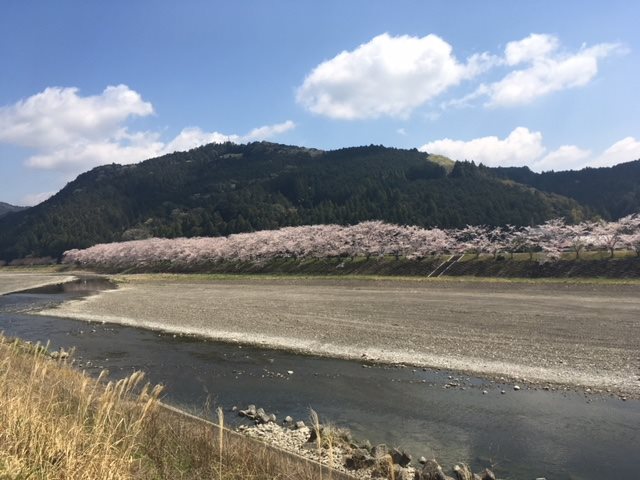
top-left (390, 447), bottom-right (412, 467)
top-left (371, 443), bottom-right (389, 459)
top-left (500, 390), bottom-right (506, 395)
top-left (257, 412), bottom-right (271, 424)
top-left (268, 413), bottom-right (277, 423)
top-left (307, 426), bottom-right (323, 443)
top-left (395, 465), bottom-right (414, 480)
top-left (295, 420), bottom-right (305, 429)
top-left (287, 370), bottom-right (294, 375)
top-left (482, 390), bottom-right (488, 395)
top-left (453, 463), bottom-right (474, 480)
top-left (283, 415), bottom-right (293, 424)
top-left (247, 404), bottom-right (257, 416)
top-left (415, 459), bottom-right (447, 480)
top-left (480, 468), bottom-right (496, 480)
top-left (418, 456), bottom-right (427, 464)
top-left (231, 405), bottom-right (238, 412)
top-left (513, 385), bottom-right (521, 391)
top-left (344, 448), bottom-right (376, 470)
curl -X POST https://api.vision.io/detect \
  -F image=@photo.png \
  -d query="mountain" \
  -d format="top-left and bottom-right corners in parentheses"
top-left (0, 202), bottom-right (26, 218)
top-left (0, 142), bottom-right (590, 261)
top-left (492, 160), bottom-right (640, 219)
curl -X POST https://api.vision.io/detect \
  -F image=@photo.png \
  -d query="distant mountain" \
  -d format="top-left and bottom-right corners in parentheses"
top-left (0, 202), bottom-right (26, 218)
top-left (492, 160), bottom-right (640, 219)
top-left (0, 142), bottom-right (598, 261)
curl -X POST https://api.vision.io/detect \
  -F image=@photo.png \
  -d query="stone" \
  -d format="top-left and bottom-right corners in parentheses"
top-left (295, 420), bottom-right (305, 429)
top-left (283, 415), bottom-right (293, 424)
top-left (287, 370), bottom-right (294, 375)
top-left (480, 468), bottom-right (496, 480)
top-left (453, 463), bottom-right (473, 480)
top-left (370, 443), bottom-right (389, 459)
top-left (513, 385), bottom-right (521, 391)
top-left (390, 447), bottom-right (412, 467)
top-left (415, 459), bottom-right (447, 480)
top-left (268, 413), bottom-right (277, 423)
top-left (418, 456), bottom-right (427, 464)
top-left (257, 412), bottom-right (271, 424)
top-left (344, 448), bottom-right (376, 470)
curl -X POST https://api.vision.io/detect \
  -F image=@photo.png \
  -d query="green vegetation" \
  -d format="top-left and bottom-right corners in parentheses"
top-left (0, 202), bottom-right (25, 219)
top-left (493, 160), bottom-right (640, 219)
top-left (0, 142), bottom-right (590, 260)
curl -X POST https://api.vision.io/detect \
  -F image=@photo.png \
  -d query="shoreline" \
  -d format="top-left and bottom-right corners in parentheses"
top-left (35, 276), bottom-right (640, 400)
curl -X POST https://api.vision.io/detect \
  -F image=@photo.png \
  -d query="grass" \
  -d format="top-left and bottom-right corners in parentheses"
top-left (0, 334), bottom-right (355, 480)
top-left (113, 270), bottom-right (640, 286)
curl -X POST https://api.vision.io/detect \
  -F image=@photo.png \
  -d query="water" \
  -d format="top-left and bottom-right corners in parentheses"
top-left (1, 279), bottom-right (638, 479)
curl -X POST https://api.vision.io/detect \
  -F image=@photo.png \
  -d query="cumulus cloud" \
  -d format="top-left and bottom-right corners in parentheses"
top-left (462, 34), bottom-right (623, 108)
top-left (21, 191), bottom-right (56, 207)
top-left (419, 127), bottom-right (546, 167)
top-left (0, 85), bottom-right (153, 150)
top-left (419, 128), bottom-right (639, 171)
top-left (591, 137), bottom-right (640, 167)
top-left (0, 85), bottom-right (295, 173)
top-left (296, 33), bottom-right (493, 119)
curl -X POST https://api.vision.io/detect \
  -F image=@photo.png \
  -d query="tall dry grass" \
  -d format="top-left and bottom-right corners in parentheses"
top-left (0, 335), bottom-right (356, 480)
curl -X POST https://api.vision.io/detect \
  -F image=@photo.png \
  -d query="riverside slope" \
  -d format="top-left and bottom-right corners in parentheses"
top-left (39, 275), bottom-right (640, 399)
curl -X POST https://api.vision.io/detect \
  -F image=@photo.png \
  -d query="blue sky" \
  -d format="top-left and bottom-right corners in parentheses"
top-left (1, 1), bottom-right (639, 205)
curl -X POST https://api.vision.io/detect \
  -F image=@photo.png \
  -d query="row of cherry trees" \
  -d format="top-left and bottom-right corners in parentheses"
top-left (63, 214), bottom-right (640, 270)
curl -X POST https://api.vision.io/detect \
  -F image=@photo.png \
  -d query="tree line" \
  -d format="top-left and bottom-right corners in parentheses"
top-left (63, 214), bottom-right (640, 271)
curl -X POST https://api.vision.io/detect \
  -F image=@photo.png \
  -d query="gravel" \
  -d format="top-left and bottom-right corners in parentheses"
top-left (38, 275), bottom-right (640, 398)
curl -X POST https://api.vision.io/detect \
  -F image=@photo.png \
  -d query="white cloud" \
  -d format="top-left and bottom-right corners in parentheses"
top-left (504, 33), bottom-right (560, 66)
top-left (463, 34), bottom-right (623, 108)
top-left (536, 145), bottom-right (592, 171)
top-left (296, 33), bottom-right (491, 120)
top-left (590, 137), bottom-right (640, 167)
top-left (0, 85), bottom-right (153, 150)
top-left (21, 191), bottom-right (55, 207)
top-left (419, 127), bottom-right (546, 167)
top-left (420, 128), bottom-right (640, 171)
top-left (163, 120), bottom-right (296, 154)
top-left (0, 85), bottom-right (295, 174)
top-left (243, 120), bottom-right (296, 142)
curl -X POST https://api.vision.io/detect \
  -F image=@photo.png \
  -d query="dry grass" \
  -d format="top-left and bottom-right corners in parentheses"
top-left (0, 334), bottom-right (355, 480)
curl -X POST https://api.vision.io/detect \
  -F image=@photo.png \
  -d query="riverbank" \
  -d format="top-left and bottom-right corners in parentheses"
top-left (0, 333), bottom-right (360, 480)
top-left (66, 253), bottom-right (640, 279)
top-left (37, 273), bottom-right (640, 399)
top-left (0, 271), bottom-right (76, 295)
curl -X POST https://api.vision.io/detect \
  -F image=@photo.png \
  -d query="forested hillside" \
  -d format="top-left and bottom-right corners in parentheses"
top-left (0, 202), bottom-right (25, 218)
top-left (493, 160), bottom-right (640, 219)
top-left (0, 142), bottom-right (594, 261)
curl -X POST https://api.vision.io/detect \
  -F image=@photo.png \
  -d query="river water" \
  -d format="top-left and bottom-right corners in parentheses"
top-left (1, 279), bottom-right (638, 479)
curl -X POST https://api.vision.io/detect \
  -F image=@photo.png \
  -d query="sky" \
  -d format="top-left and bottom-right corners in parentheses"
top-left (1, 1), bottom-right (639, 206)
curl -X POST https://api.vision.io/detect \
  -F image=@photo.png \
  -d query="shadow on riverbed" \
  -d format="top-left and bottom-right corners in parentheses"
top-left (0, 282), bottom-right (638, 479)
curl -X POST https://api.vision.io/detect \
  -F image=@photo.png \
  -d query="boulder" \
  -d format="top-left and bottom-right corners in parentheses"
top-left (414, 459), bottom-right (447, 480)
top-left (390, 447), bottom-right (412, 467)
top-left (294, 420), bottom-right (306, 430)
top-left (371, 443), bottom-right (389, 459)
top-left (344, 448), bottom-right (376, 470)
top-left (480, 469), bottom-right (496, 480)
top-left (453, 463), bottom-right (474, 480)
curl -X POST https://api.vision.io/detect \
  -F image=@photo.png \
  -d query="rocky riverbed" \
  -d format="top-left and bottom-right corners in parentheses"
top-left (39, 275), bottom-right (640, 399)
top-left (234, 403), bottom-right (501, 480)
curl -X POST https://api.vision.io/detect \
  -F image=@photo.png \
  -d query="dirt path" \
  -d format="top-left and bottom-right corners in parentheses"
top-left (39, 276), bottom-right (640, 397)
top-left (0, 271), bottom-right (76, 295)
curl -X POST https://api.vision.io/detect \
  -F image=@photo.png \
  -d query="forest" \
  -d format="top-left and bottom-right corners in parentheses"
top-left (1, 141), bottom-right (638, 261)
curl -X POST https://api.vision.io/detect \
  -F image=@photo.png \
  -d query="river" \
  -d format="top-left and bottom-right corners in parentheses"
top-left (1, 278), bottom-right (638, 479)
